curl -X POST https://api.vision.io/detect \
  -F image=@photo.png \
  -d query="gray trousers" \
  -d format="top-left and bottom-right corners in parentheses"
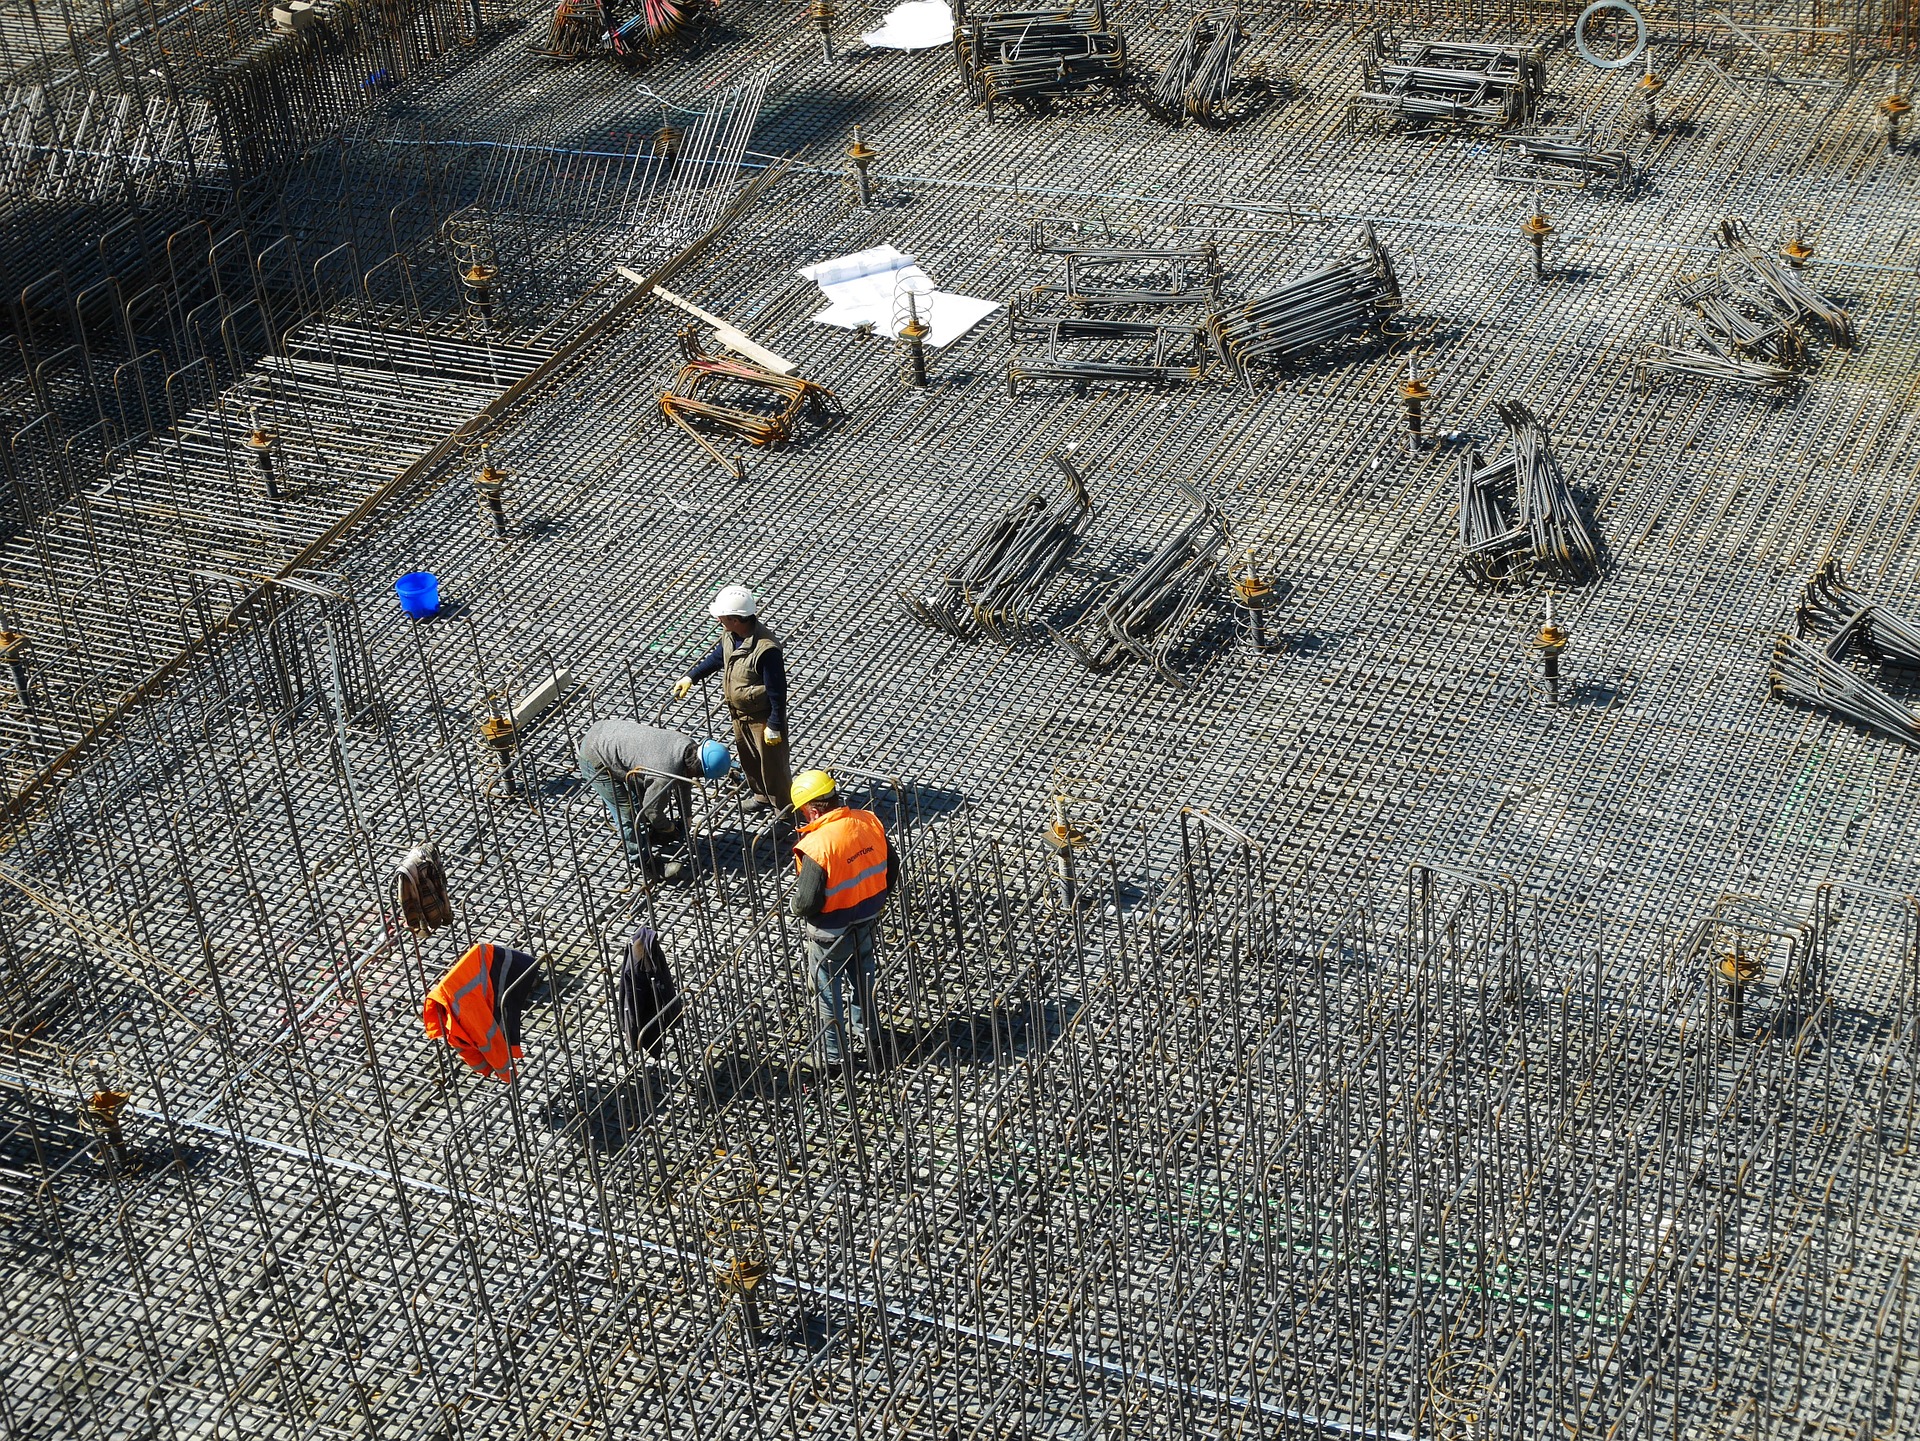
top-left (582, 757), bottom-right (683, 869)
top-left (808, 921), bottom-right (879, 1063)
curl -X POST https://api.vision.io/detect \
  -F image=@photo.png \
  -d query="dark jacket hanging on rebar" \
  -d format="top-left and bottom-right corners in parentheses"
top-left (616, 928), bottom-right (684, 1057)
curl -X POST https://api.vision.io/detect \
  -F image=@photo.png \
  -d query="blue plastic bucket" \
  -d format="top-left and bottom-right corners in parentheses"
top-left (395, 571), bottom-right (440, 619)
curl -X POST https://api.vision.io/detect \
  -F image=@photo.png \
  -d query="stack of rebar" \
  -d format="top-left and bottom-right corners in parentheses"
top-left (1202, 224), bottom-right (1400, 381)
top-left (658, 337), bottom-right (842, 481)
top-left (1029, 223), bottom-right (1222, 308)
top-left (1050, 479), bottom-right (1230, 682)
top-left (900, 451), bottom-right (1094, 640)
top-left (531, 0), bottom-right (713, 65)
top-left (1006, 307), bottom-right (1207, 393)
top-left (1144, 9), bottom-right (1249, 125)
top-left (953, 4), bottom-right (1127, 118)
top-left (1770, 560), bottom-right (1920, 745)
top-left (1641, 314), bottom-right (1799, 392)
top-left (1716, 217), bottom-right (1853, 346)
top-left (1457, 400), bottom-right (1598, 586)
top-left (1677, 274), bottom-right (1808, 366)
top-left (1497, 129), bottom-right (1635, 190)
top-left (1769, 633), bottom-right (1920, 745)
top-left (1642, 272), bottom-right (1808, 392)
top-left (1797, 560), bottom-right (1920, 667)
top-left (1641, 217), bottom-right (1851, 393)
top-left (1355, 30), bottom-right (1543, 129)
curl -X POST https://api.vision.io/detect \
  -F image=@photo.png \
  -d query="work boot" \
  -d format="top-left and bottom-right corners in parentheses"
top-left (656, 859), bottom-right (687, 883)
top-left (740, 794), bottom-right (772, 815)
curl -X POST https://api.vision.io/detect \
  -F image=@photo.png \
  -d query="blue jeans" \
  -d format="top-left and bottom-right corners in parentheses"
top-left (808, 922), bottom-right (879, 1063)
top-left (582, 757), bottom-right (646, 867)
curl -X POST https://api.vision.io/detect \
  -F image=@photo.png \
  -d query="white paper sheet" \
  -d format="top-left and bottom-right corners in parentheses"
top-left (797, 244), bottom-right (1002, 350)
top-left (861, 0), bottom-right (952, 51)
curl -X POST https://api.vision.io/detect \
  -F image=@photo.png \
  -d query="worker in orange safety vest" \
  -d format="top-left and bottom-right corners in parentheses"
top-left (789, 768), bottom-right (897, 1071)
top-left (422, 942), bottom-right (540, 1081)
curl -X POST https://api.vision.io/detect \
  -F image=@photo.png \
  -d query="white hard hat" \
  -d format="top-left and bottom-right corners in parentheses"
top-left (709, 584), bottom-right (758, 619)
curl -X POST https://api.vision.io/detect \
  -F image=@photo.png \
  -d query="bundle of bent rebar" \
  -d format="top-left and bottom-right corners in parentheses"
top-left (1769, 561), bottom-right (1920, 744)
top-left (1796, 560), bottom-right (1920, 668)
top-left (1029, 224), bottom-right (1222, 307)
top-left (1715, 218), bottom-right (1853, 346)
top-left (1457, 400), bottom-right (1598, 587)
top-left (901, 452), bottom-right (1094, 642)
top-left (1203, 224), bottom-right (1400, 381)
top-left (531, 0), bottom-right (712, 64)
top-left (1355, 30), bottom-right (1543, 130)
top-left (1641, 218), bottom-right (1849, 393)
top-left (658, 337), bottom-right (842, 481)
top-left (1641, 316), bottom-right (1798, 394)
top-left (1677, 275), bottom-right (1807, 369)
top-left (1497, 130), bottom-right (1634, 190)
top-left (1050, 479), bottom-right (1230, 683)
top-left (1643, 271), bottom-right (1815, 394)
top-left (1769, 638), bottom-right (1920, 745)
top-left (1005, 309), bottom-right (1206, 394)
top-left (613, 0), bottom-right (712, 59)
top-left (954, 5), bottom-right (1127, 117)
top-left (1145, 10), bottom-right (1248, 124)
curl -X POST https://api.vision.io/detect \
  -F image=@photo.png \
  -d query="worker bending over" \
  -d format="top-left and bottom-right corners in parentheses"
top-left (673, 585), bottom-right (790, 816)
top-left (578, 719), bottom-right (729, 881)
top-left (789, 769), bottom-right (897, 1070)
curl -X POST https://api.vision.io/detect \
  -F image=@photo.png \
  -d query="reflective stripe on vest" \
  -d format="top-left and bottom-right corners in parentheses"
top-left (825, 859), bottom-right (888, 900)
top-left (794, 807), bottom-right (889, 916)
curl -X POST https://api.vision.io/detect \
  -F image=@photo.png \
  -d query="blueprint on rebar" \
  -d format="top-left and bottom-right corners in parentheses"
top-left (798, 244), bottom-right (1002, 348)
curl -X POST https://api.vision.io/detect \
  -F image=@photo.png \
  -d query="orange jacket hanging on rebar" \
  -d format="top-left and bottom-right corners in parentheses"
top-left (422, 943), bottom-right (535, 1081)
top-left (793, 807), bottom-right (890, 922)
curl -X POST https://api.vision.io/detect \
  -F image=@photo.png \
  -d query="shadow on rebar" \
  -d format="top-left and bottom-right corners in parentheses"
top-left (544, 1072), bottom-right (672, 1152)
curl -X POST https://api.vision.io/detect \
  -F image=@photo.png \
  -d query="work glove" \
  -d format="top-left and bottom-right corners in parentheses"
top-left (763, 727), bottom-right (784, 745)
top-left (671, 676), bottom-right (692, 699)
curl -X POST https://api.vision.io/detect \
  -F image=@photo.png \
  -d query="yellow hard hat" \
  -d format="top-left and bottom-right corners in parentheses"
top-left (790, 769), bottom-right (837, 809)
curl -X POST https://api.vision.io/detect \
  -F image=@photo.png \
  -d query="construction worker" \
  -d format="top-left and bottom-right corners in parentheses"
top-left (789, 769), bottom-right (897, 1069)
top-left (672, 584), bottom-right (790, 815)
top-left (578, 719), bottom-right (730, 881)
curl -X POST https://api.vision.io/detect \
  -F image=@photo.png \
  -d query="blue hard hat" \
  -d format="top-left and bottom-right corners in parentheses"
top-left (699, 740), bottom-right (732, 780)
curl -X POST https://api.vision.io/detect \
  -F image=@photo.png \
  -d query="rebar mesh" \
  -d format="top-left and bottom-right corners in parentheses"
top-left (4, 5), bottom-right (1920, 1438)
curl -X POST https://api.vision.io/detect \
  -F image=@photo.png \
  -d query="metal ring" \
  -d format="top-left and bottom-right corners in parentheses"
top-left (1574, 0), bottom-right (1647, 70)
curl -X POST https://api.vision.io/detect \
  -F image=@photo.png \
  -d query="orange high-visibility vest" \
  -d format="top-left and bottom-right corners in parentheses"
top-left (793, 807), bottom-right (890, 918)
top-left (423, 943), bottom-right (519, 1080)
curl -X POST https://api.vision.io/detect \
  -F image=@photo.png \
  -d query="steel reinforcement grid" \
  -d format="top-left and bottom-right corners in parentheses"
top-left (4, 2), bottom-right (1920, 1438)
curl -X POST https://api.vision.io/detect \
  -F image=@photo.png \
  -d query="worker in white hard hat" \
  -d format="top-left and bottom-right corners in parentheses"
top-left (672, 584), bottom-right (791, 815)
